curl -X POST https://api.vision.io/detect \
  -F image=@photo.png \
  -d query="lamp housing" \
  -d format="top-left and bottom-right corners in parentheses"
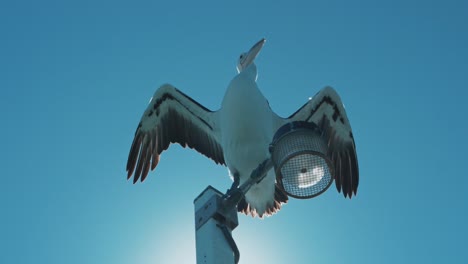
top-left (270, 121), bottom-right (334, 199)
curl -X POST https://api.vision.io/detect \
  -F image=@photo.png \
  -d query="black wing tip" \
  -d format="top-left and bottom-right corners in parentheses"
top-left (128, 173), bottom-right (147, 184)
top-left (128, 167), bottom-right (152, 184)
top-left (338, 186), bottom-right (358, 199)
top-left (329, 141), bottom-right (359, 200)
top-left (127, 170), bottom-right (133, 180)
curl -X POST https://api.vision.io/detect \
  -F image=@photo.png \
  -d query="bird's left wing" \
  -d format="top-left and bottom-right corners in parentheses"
top-left (284, 86), bottom-right (359, 198)
top-left (126, 84), bottom-right (225, 183)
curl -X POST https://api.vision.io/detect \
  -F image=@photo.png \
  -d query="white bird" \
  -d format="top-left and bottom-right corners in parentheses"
top-left (126, 39), bottom-right (359, 217)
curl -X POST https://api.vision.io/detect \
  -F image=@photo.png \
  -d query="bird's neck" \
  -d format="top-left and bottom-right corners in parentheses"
top-left (241, 63), bottom-right (258, 82)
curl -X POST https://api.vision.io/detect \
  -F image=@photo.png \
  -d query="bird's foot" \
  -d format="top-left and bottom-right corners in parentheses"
top-left (222, 171), bottom-right (244, 212)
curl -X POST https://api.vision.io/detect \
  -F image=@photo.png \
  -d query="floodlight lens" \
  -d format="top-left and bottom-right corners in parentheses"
top-left (280, 153), bottom-right (332, 198)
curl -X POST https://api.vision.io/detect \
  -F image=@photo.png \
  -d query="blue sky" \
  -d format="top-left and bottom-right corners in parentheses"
top-left (1, 0), bottom-right (467, 263)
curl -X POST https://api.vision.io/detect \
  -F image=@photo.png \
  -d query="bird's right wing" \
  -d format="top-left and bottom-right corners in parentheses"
top-left (126, 84), bottom-right (225, 183)
top-left (281, 86), bottom-right (359, 198)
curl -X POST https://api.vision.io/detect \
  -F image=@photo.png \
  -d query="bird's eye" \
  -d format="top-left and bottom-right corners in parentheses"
top-left (240, 55), bottom-right (244, 59)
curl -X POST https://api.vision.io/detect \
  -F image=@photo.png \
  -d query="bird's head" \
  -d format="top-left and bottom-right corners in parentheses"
top-left (236, 38), bottom-right (266, 73)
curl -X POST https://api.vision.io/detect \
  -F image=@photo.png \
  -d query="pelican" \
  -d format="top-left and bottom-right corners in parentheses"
top-left (126, 39), bottom-right (359, 217)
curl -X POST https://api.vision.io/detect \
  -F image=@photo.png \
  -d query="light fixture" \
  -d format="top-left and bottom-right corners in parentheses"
top-left (270, 121), bottom-right (334, 199)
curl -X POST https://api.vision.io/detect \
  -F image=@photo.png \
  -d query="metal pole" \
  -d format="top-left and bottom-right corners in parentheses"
top-left (193, 159), bottom-right (272, 264)
top-left (194, 186), bottom-right (239, 264)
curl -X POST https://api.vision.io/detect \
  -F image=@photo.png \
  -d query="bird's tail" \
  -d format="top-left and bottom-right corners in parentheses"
top-left (237, 184), bottom-right (288, 218)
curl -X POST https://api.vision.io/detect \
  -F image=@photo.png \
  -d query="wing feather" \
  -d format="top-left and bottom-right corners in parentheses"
top-left (126, 84), bottom-right (225, 183)
top-left (341, 149), bottom-right (351, 197)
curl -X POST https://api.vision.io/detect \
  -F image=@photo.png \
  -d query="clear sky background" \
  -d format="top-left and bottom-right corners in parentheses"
top-left (1, 0), bottom-right (467, 263)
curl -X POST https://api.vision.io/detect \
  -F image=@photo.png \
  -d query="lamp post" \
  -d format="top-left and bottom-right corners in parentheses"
top-left (194, 121), bottom-right (333, 264)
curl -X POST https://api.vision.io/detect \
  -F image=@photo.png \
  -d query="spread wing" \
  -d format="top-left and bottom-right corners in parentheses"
top-left (285, 86), bottom-right (359, 198)
top-left (126, 84), bottom-right (225, 183)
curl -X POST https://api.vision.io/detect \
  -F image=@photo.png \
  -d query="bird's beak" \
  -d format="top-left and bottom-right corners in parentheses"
top-left (244, 38), bottom-right (266, 66)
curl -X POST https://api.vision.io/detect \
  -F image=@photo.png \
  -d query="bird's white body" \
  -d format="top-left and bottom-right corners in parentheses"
top-left (220, 64), bottom-right (279, 215)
